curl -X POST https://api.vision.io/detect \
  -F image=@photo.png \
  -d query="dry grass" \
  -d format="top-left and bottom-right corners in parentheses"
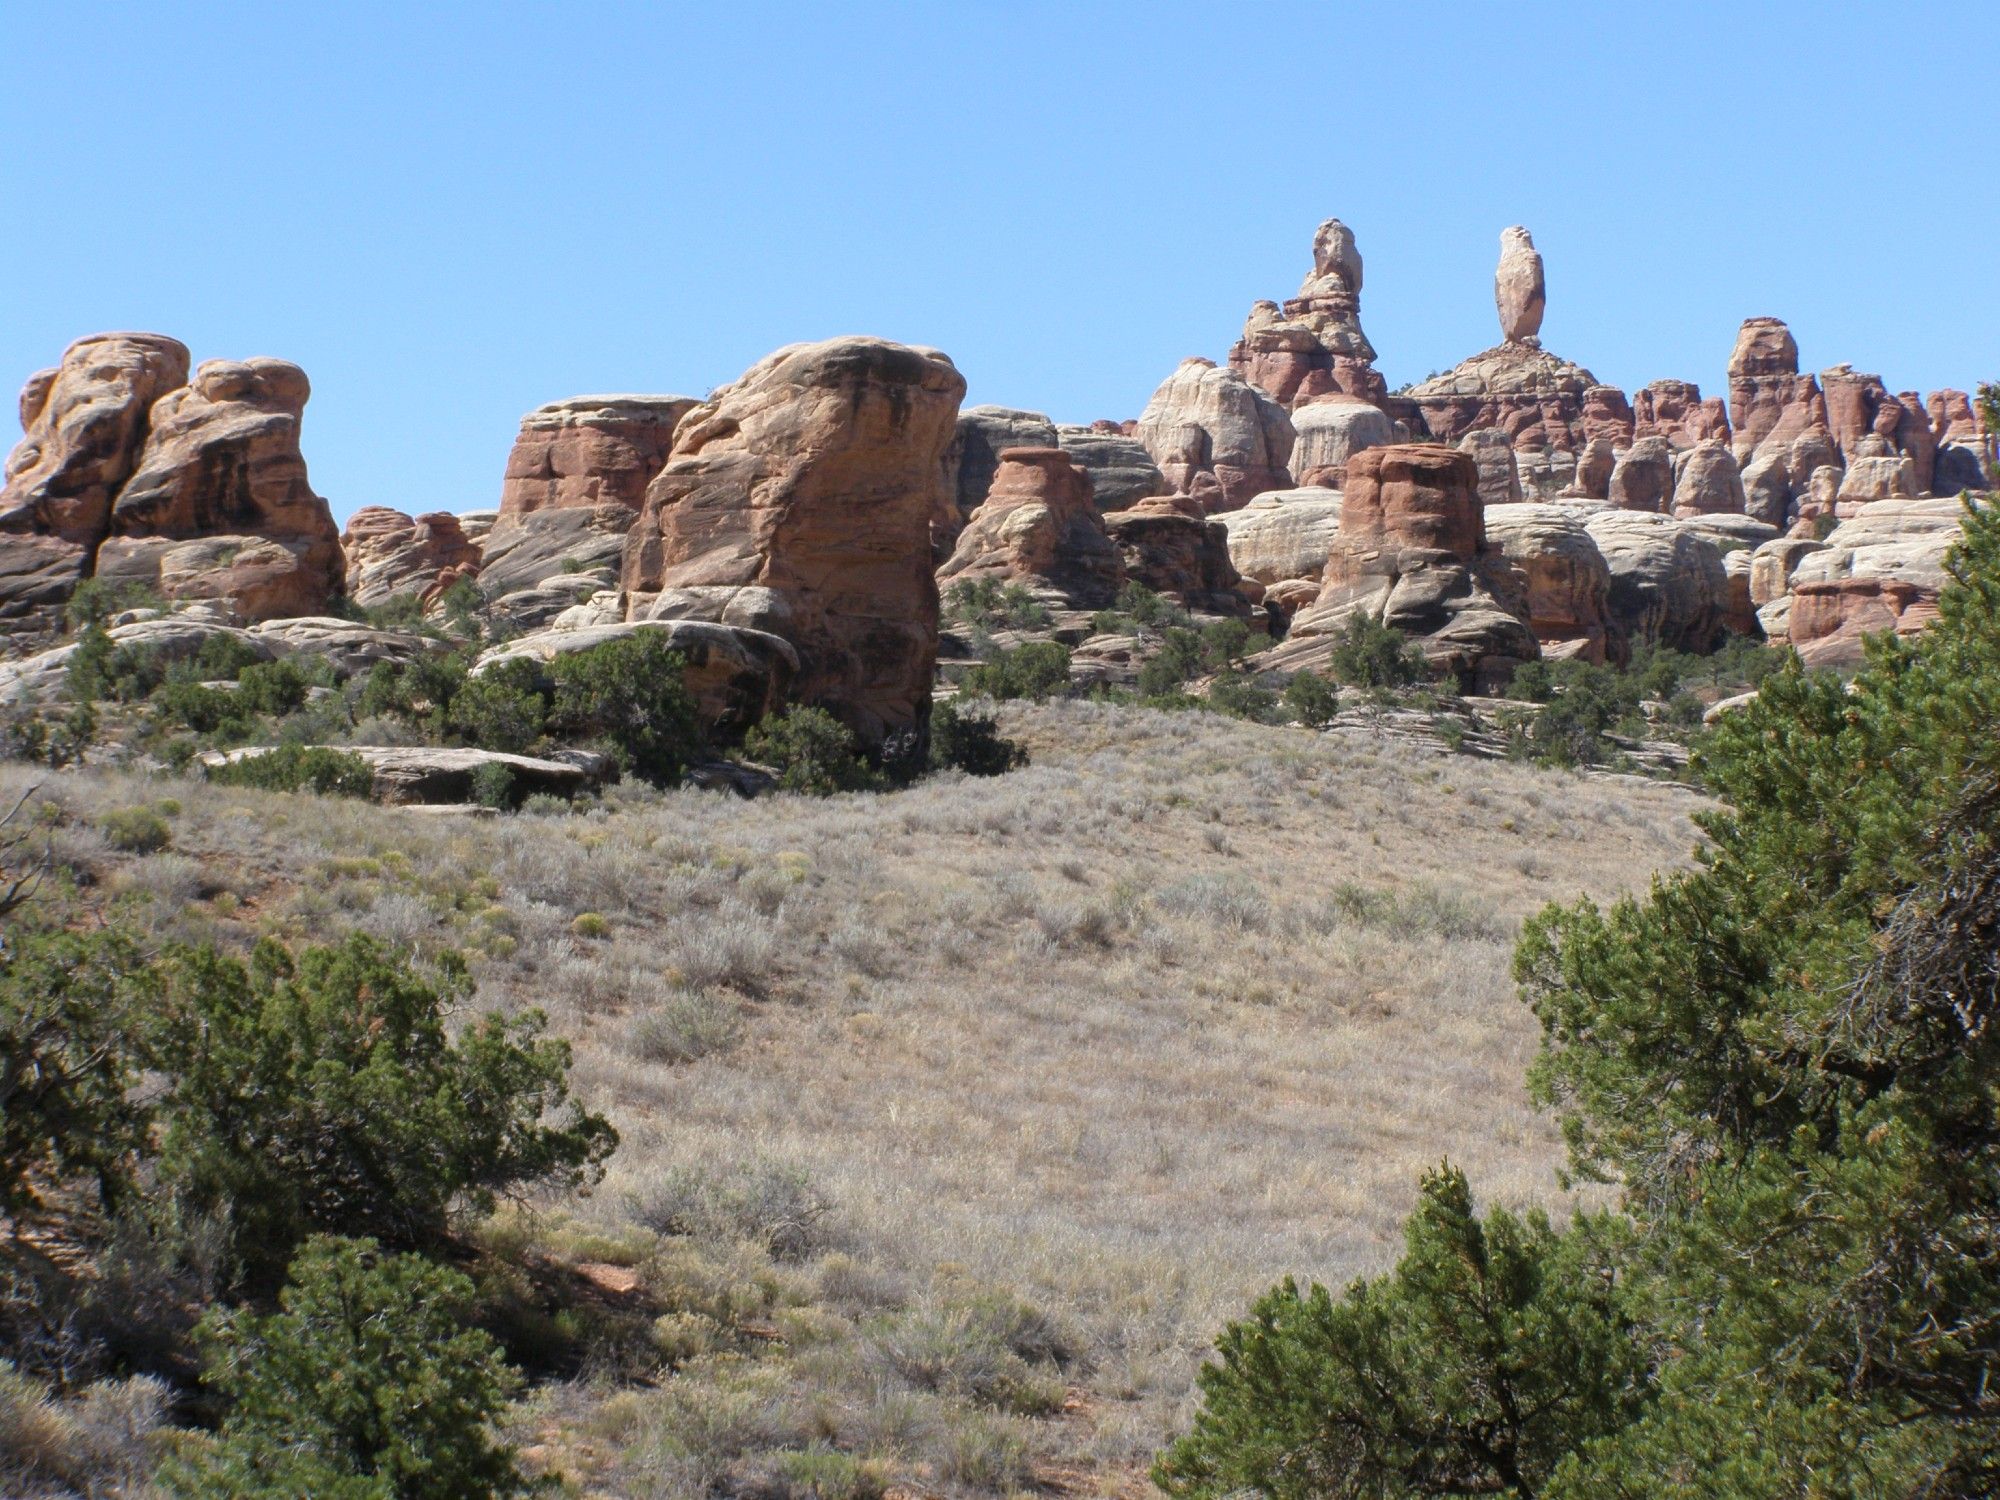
top-left (3, 699), bottom-right (1703, 1494)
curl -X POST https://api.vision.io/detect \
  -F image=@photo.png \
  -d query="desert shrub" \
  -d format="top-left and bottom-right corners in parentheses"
top-left (547, 633), bottom-right (701, 785)
top-left (1135, 627), bottom-right (1208, 697)
top-left (164, 1235), bottom-right (532, 1498)
top-left (959, 641), bottom-right (1072, 702)
top-left (206, 744), bottom-right (375, 798)
top-left (436, 575), bottom-right (489, 635)
top-left (1157, 1166), bottom-right (1647, 1500)
top-left (1327, 613), bottom-right (1430, 689)
top-left (0, 1361), bottom-right (170, 1496)
top-left (97, 805), bottom-right (171, 854)
top-left (353, 649), bottom-right (473, 738)
top-left (1109, 582), bottom-right (1190, 632)
top-left (630, 988), bottom-right (743, 1065)
top-left (0, 927), bottom-right (153, 1224)
top-left (62, 578), bottom-right (164, 634)
top-left (65, 627), bottom-right (167, 704)
top-left (631, 1159), bottom-right (834, 1262)
top-left (943, 579), bottom-right (1052, 632)
top-left (1280, 669), bottom-right (1341, 728)
top-left (146, 933), bottom-right (617, 1284)
top-left (926, 700), bottom-right (1026, 776)
top-left (470, 761), bottom-right (518, 810)
top-left (151, 674), bottom-right (252, 737)
top-left (871, 1302), bottom-right (1066, 1416)
top-left (447, 659), bottom-right (548, 755)
top-left (1206, 671), bottom-right (1280, 723)
top-left (743, 707), bottom-right (883, 795)
top-left (233, 657), bottom-right (318, 717)
top-left (2, 704), bottom-right (97, 768)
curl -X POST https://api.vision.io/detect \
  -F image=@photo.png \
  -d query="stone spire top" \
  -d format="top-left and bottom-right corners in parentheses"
top-left (1496, 226), bottom-right (1545, 344)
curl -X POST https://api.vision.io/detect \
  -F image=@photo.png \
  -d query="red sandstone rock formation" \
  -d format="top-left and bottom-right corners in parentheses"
top-left (1101, 496), bottom-right (1257, 619)
top-left (1495, 228), bottom-right (1546, 344)
top-left (1929, 389), bottom-right (1992, 492)
top-left (1227, 217), bottom-right (1386, 407)
top-left (1135, 358), bottom-right (1295, 514)
top-left (342, 507), bottom-right (484, 608)
top-left (1268, 445), bottom-right (1538, 687)
top-left (499, 395), bottom-right (696, 518)
top-left (620, 336), bottom-right (964, 745)
top-left (938, 406), bottom-right (1060, 556)
top-left (1633, 380), bottom-right (1730, 449)
top-left (1483, 501), bottom-right (1617, 664)
top-left (1290, 394), bottom-right (1395, 487)
top-left (1404, 342), bottom-right (1600, 453)
top-left (1670, 441), bottom-right (1748, 518)
top-left (936, 447), bottom-right (1124, 611)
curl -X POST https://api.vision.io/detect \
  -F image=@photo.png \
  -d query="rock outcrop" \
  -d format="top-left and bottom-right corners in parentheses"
top-left (1482, 502), bottom-right (1616, 663)
top-left (1269, 445), bottom-right (1537, 688)
top-left (1495, 227), bottom-right (1546, 344)
top-left (1608, 437), bottom-right (1676, 513)
top-left (1670, 441), bottom-right (1748, 518)
top-left (341, 507), bottom-right (484, 608)
top-left (1227, 217), bottom-right (1385, 407)
top-left (499, 395), bottom-right (696, 519)
top-left (1291, 395), bottom-right (1395, 487)
top-left (621, 336), bottom-right (964, 745)
top-left (0, 333), bottom-right (192, 627)
top-left (1929, 390), bottom-right (1990, 493)
top-left (476, 504), bottom-right (631, 598)
top-left (1217, 487), bottom-right (1345, 593)
top-left (1581, 509), bottom-right (1728, 653)
top-left (1633, 380), bottom-right (1730, 449)
top-left (92, 358), bottom-right (344, 621)
top-left (1136, 358), bottom-right (1295, 514)
top-left (1821, 366), bottom-right (1933, 493)
top-left (1101, 496), bottom-right (1257, 619)
top-left (1768, 499), bottom-right (1965, 668)
top-left (1054, 425), bottom-right (1168, 514)
top-left (940, 406), bottom-right (1060, 552)
top-left (1459, 428), bottom-right (1523, 508)
top-left (936, 447), bottom-right (1124, 611)
top-left (1405, 341), bottom-right (1600, 453)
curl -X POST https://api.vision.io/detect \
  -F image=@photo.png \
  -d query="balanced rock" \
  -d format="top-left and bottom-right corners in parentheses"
top-left (1271, 445), bottom-right (1538, 689)
top-left (94, 358), bottom-right (343, 621)
top-left (621, 336), bottom-right (964, 745)
top-left (341, 507), bottom-right (484, 608)
top-left (499, 395), bottom-right (696, 518)
top-left (1495, 227), bottom-right (1546, 344)
top-left (1582, 509), bottom-right (1728, 653)
top-left (1227, 217), bottom-right (1385, 407)
top-left (1671, 441), bottom-right (1748, 518)
top-left (1482, 502), bottom-right (1615, 663)
top-left (1291, 394), bottom-right (1394, 487)
top-left (936, 447), bottom-right (1123, 611)
top-left (1101, 496), bottom-right (1257, 619)
top-left (1136, 357), bottom-right (1295, 513)
top-left (1054, 425), bottom-right (1167, 514)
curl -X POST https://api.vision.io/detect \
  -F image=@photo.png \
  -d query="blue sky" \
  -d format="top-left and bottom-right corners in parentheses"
top-left (4, 2), bottom-right (1993, 524)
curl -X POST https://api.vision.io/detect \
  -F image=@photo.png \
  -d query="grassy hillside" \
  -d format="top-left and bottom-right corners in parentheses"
top-left (6, 700), bottom-right (1703, 1497)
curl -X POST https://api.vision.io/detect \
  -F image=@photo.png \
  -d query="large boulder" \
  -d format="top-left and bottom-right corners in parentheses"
top-left (1101, 497), bottom-right (1257, 619)
top-left (1218, 487), bottom-right (1345, 591)
top-left (474, 618), bottom-right (799, 739)
top-left (498, 395), bottom-right (696, 518)
top-left (205, 744), bottom-right (605, 806)
top-left (1459, 428), bottom-right (1523, 507)
top-left (1135, 357), bottom-right (1295, 514)
top-left (0, 614), bottom-right (273, 706)
top-left (940, 406), bottom-right (1059, 553)
top-left (249, 616), bottom-right (434, 677)
top-left (0, 333), bottom-right (192, 627)
top-left (1054, 424), bottom-right (1167, 514)
top-left (621, 336), bottom-right (964, 745)
top-left (341, 507), bottom-right (483, 608)
top-left (1633, 380), bottom-right (1730, 449)
top-left (1581, 510), bottom-right (1728, 653)
top-left (936, 447), bottom-right (1123, 611)
top-left (1270, 445), bottom-right (1538, 689)
top-left (1290, 394), bottom-right (1394, 487)
top-left (97, 358), bottom-right (343, 621)
top-left (1671, 440), bottom-right (1748, 518)
top-left (1227, 217), bottom-right (1385, 406)
top-left (476, 504), bottom-right (634, 597)
top-left (1608, 436), bottom-right (1676, 512)
top-left (1837, 455), bottom-right (1919, 503)
top-left (1495, 227), bottom-right (1546, 343)
top-left (1482, 502), bottom-right (1616, 663)
top-left (1572, 437), bottom-right (1618, 500)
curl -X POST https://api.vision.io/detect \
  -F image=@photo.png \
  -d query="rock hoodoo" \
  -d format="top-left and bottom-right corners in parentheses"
top-left (1267, 444), bottom-right (1537, 687)
top-left (1136, 357), bottom-right (1295, 514)
top-left (936, 447), bottom-right (1124, 611)
top-left (1482, 501), bottom-right (1617, 663)
top-left (1100, 495), bottom-right (1258, 621)
top-left (1291, 394), bottom-right (1395, 488)
top-left (939, 406), bottom-right (1060, 554)
top-left (1054, 424), bottom-right (1168, 514)
top-left (1582, 509), bottom-right (1728, 653)
top-left (1227, 217), bottom-right (1386, 407)
top-left (341, 507), bottom-right (484, 609)
top-left (1495, 227), bottom-right (1546, 344)
top-left (499, 394), bottom-right (696, 519)
top-left (621, 335), bottom-right (965, 745)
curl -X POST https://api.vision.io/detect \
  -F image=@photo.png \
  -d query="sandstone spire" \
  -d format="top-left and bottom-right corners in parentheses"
top-left (1496, 227), bottom-right (1546, 344)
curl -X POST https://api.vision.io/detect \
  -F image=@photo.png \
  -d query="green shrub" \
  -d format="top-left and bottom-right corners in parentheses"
top-left (1205, 671), bottom-right (1279, 723)
top-left (206, 745), bottom-right (375, 798)
top-left (1280, 670), bottom-right (1340, 728)
top-left (1327, 613), bottom-right (1430, 689)
top-left (1115, 583), bottom-right (1190, 631)
top-left (547, 633), bottom-right (701, 785)
top-left (233, 657), bottom-right (317, 717)
top-left (65, 626), bottom-right (167, 704)
top-left (744, 707), bottom-right (884, 796)
top-left (943, 579), bottom-right (1052, 632)
top-left (164, 1235), bottom-right (533, 1498)
top-left (959, 641), bottom-right (1072, 701)
top-left (63, 577), bottom-right (164, 633)
top-left (98, 806), bottom-right (171, 854)
top-left (447, 659), bottom-right (548, 755)
top-left (2, 703), bottom-right (97, 768)
top-left (927, 701), bottom-right (1026, 776)
top-left (1157, 1166), bottom-right (1647, 1500)
top-left (470, 761), bottom-right (518, 810)
top-left (0, 928), bottom-right (152, 1224)
top-left (146, 933), bottom-right (617, 1285)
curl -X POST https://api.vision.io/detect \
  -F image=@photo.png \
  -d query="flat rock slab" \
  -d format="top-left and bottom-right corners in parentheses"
top-left (203, 744), bottom-right (604, 805)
